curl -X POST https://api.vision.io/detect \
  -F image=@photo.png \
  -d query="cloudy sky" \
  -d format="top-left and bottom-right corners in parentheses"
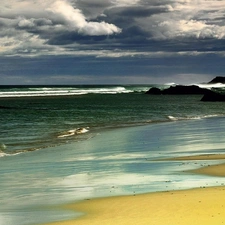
top-left (1, 0), bottom-right (225, 85)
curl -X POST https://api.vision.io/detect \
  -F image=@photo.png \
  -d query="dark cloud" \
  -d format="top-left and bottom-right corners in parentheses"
top-left (104, 5), bottom-right (171, 18)
top-left (76, 0), bottom-right (112, 18)
top-left (0, 0), bottom-right (225, 84)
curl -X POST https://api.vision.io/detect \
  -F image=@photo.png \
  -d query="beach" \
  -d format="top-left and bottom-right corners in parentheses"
top-left (41, 154), bottom-right (225, 225)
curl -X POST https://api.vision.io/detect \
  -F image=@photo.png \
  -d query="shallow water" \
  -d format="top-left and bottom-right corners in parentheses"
top-left (1, 117), bottom-right (225, 225)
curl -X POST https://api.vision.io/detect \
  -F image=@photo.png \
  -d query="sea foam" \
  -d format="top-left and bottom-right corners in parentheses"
top-left (57, 128), bottom-right (89, 138)
top-left (0, 86), bottom-right (134, 98)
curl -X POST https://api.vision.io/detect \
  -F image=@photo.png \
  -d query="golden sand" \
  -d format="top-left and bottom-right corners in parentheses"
top-left (42, 154), bottom-right (225, 225)
top-left (192, 163), bottom-right (225, 177)
top-left (162, 153), bottom-right (225, 177)
top-left (43, 187), bottom-right (225, 225)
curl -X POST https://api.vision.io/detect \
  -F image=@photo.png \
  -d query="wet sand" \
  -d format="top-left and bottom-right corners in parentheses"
top-left (163, 153), bottom-right (225, 161)
top-left (42, 153), bottom-right (225, 225)
top-left (165, 153), bottom-right (225, 177)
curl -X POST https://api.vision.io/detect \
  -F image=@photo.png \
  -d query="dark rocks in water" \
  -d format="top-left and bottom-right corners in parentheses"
top-left (146, 76), bottom-right (225, 101)
top-left (146, 87), bottom-right (162, 95)
top-left (208, 76), bottom-right (225, 84)
top-left (163, 85), bottom-right (207, 95)
top-left (201, 90), bottom-right (225, 101)
top-left (146, 85), bottom-right (208, 95)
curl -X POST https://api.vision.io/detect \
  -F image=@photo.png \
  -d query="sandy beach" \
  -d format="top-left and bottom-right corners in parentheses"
top-left (43, 187), bottom-right (225, 225)
top-left (163, 153), bottom-right (225, 177)
top-left (41, 153), bottom-right (225, 225)
top-left (162, 153), bottom-right (225, 161)
top-left (174, 154), bottom-right (225, 177)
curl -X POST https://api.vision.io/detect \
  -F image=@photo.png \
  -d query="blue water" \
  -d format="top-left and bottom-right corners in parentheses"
top-left (1, 85), bottom-right (225, 225)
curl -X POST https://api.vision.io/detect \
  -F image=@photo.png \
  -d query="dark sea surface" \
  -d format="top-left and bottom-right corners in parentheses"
top-left (1, 85), bottom-right (225, 225)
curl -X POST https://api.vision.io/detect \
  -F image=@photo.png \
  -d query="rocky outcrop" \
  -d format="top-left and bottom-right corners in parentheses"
top-left (146, 87), bottom-right (162, 95)
top-left (201, 90), bottom-right (225, 101)
top-left (208, 76), bottom-right (225, 84)
top-left (146, 85), bottom-right (209, 95)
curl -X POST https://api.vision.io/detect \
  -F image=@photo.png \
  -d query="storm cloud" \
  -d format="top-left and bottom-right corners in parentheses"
top-left (0, 0), bottom-right (225, 84)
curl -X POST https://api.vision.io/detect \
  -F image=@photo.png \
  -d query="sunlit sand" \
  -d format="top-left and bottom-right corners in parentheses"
top-left (42, 153), bottom-right (225, 225)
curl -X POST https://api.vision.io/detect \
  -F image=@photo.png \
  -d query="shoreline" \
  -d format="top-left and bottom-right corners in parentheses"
top-left (173, 154), bottom-right (225, 178)
top-left (42, 186), bottom-right (225, 225)
top-left (159, 153), bottom-right (225, 177)
top-left (41, 153), bottom-right (225, 225)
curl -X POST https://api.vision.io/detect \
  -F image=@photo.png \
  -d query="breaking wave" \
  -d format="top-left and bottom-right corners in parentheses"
top-left (2, 82), bottom-right (225, 98)
top-left (197, 83), bottom-right (225, 89)
top-left (167, 114), bottom-right (221, 122)
top-left (57, 127), bottom-right (89, 138)
top-left (0, 85), bottom-right (150, 98)
top-left (0, 150), bottom-right (22, 158)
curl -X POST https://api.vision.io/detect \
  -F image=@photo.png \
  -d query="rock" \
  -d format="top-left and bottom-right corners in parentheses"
top-left (162, 85), bottom-right (207, 95)
top-left (201, 90), bottom-right (225, 101)
top-left (145, 87), bottom-right (162, 95)
top-left (146, 85), bottom-right (208, 95)
top-left (208, 76), bottom-right (225, 84)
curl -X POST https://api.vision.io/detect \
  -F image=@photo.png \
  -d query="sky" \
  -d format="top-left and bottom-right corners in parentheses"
top-left (0, 0), bottom-right (225, 85)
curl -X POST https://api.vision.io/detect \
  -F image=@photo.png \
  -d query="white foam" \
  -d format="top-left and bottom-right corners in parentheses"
top-left (164, 82), bottom-right (177, 86)
top-left (0, 152), bottom-right (7, 157)
top-left (196, 83), bottom-right (225, 89)
top-left (0, 87), bottom-right (134, 98)
top-left (57, 127), bottom-right (89, 138)
top-left (0, 151), bottom-right (22, 158)
top-left (167, 114), bottom-right (223, 123)
top-left (57, 130), bottom-right (76, 138)
top-left (167, 116), bottom-right (178, 121)
top-left (75, 128), bottom-right (89, 134)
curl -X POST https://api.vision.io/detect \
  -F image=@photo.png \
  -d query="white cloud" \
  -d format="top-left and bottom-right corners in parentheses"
top-left (46, 0), bottom-right (121, 35)
top-left (47, 0), bottom-right (87, 28)
top-left (155, 19), bottom-right (225, 39)
top-left (0, 0), bottom-right (121, 56)
top-left (0, 0), bottom-right (225, 57)
top-left (144, 0), bottom-right (225, 40)
top-left (80, 21), bottom-right (121, 35)
top-left (18, 18), bottom-right (35, 28)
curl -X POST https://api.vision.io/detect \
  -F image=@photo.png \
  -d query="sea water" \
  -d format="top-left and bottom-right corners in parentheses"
top-left (1, 85), bottom-right (225, 225)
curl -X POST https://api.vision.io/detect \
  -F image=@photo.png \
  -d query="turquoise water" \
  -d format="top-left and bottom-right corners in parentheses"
top-left (1, 85), bottom-right (225, 225)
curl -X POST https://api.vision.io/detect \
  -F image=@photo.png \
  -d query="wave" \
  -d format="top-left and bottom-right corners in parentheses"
top-left (0, 127), bottom-right (93, 158)
top-left (57, 127), bottom-right (89, 138)
top-left (167, 116), bottom-right (178, 121)
top-left (0, 86), bottom-right (150, 98)
top-left (193, 83), bottom-right (225, 89)
top-left (0, 151), bottom-right (7, 157)
top-left (0, 150), bottom-right (22, 158)
top-left (167, 114), bottom-right (222, 122)
top-left (2, 83), bottom-right (225, 98)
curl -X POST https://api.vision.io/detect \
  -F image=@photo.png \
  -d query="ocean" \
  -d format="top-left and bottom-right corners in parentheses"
top-left (1, 84), bottom-right (225, 225)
